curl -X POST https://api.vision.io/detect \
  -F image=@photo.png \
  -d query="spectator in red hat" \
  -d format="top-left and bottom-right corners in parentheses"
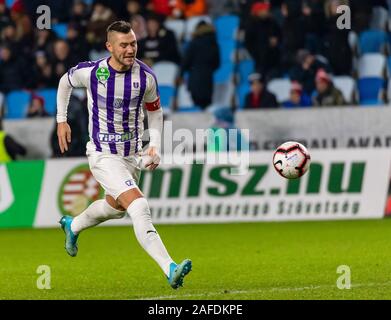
top-left (312, 69), bottom-right (345, 106)
top-left (282, 81), bottom-right (312, 108)
top-left (27, 94), bottom-right (50, 118)
top-left (9, 0), bottom-right (32, 42)
top-left (244, 1), bottom-right (281, 78)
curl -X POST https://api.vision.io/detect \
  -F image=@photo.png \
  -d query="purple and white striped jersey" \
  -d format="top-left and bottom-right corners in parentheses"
top-left (67, 57), bottom-right (160, 157)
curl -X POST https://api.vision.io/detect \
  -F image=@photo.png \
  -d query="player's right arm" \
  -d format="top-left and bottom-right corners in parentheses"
top-left (56, 64), bottom-right (87, 153)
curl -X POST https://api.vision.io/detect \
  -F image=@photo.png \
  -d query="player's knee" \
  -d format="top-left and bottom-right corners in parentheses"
top-left (127, 197), bottom-right (150, 218)
top-left (103, 200), bottom-right (126, 219)
top-left (117, 192), bottom-right (144, 210)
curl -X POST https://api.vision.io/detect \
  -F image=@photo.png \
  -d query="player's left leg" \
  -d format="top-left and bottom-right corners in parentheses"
top-left (60, 199), bottom-right (126, 257)
top-left (116, 189), bottom-right (192, 289)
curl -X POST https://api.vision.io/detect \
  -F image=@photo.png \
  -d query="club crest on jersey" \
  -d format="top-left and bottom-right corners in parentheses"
top-left (113, 98), bottom-right (124, 109)
top-left (133, 82), bottom-right (139, 89)
top-left (96, 67), bottom-right (110, 81)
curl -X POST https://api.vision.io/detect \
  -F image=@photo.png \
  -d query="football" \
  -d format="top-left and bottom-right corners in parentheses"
top-left (273, 141), bottom-right (311, 179)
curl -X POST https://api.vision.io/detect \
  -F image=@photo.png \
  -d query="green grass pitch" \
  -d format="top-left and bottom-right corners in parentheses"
top-left (1, 219), bottom-right (391, 300)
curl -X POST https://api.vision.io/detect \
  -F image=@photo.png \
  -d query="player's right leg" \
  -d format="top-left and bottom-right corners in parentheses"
top-left (116, 190), bottom-right (192, 289)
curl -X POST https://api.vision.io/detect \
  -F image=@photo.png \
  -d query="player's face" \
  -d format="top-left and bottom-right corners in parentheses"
top-left (107, 31), bottom-right (137, 67)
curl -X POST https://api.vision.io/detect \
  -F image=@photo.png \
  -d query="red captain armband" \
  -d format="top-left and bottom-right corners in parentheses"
top-left (145, 97), bottom-right (161, 111)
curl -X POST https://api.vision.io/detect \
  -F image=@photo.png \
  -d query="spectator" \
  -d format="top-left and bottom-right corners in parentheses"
top-left (126, 0), bottom-right (148, 41)
top-left (207, 106), bottom-right (249, 152)
top-left (302, 0), bottom-right (326, 53)
top-left (290, 49), bottom-right (330, 96)
top-left (67, 22), bottom-right (90, 62)
top-left (32, 51), bottom-right (57, 89)
top-left (47, 0), bottom-right (71, 23)
top-left (0, 44), bottom-right (28, 93)
top-left (1, 23), bottom-right (23, 52)
top-left (32, 28), bottom-right (58, 54)
top-left (33, 51), bottom-right (58, 89)
top-left (181, 21), bottom-right (220, 109)
top-left (173, 0), bottom-right (207, 18)
top-left (86, 2), bottom-right (117, 50)
top-left (206, 0), bottom-right (240, 17)
top-left (69, 0), bottom-right (91, 32)
top-left (27, 94), bottom-right (50, 118)
top-left (244, 1), bottom-right (282, 78)
top-left (280, 0), bottom-right (305, 72)
top-left (323, 0), bottom-right (352, 75)
top-left (138, 13), bottom-right (181, 65)
top-left (282, 81), bottom-right (312, 107)
top-left (350, 0), bottom-right (372, 34)
top-left (147, 0), bottom-right (174, 18)
top-left (9, 0), bottom-right (32, 43)
top-left (1, 22), bottom-right (32, 56)
top-left (0, 118), bottom-right (26, 162)
top-left (0, 0), bottom-right (11, 35)
top-left (243, 73), bottom-right (279, 109)
top-left (93, 0), bottom-right (134, 20)
top-left (51, 39), bottom-right (78, 83)
top-left (312, 69), bottom-right (345, 106)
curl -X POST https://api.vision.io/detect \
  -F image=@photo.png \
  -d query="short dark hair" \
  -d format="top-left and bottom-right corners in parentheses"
top-left (106, 21), bottom-right (133, 34)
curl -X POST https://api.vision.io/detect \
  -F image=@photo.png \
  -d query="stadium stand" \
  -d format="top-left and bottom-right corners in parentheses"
top-left (35, 89), bottom-right (57, 116)
top-left (358, 77), bottom-right (385, 105)
top-left (2, 1), bottom-right (391, 117)
top-left (5, 91), bottom-right (31, 119)
top-left (358, 30), bottom-right (388, 54)
top-left (176, 84), bottom-right (201, 112)
top-left (333, 76), bottom-right (357, 104)
top-left (358, 53), bottom-right (387, 78)
top-left (267, 79), bottom-right (292, 104)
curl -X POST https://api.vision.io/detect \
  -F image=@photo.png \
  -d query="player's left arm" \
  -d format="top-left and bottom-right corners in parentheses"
top-left (143, 72), bottom-right (163, 170)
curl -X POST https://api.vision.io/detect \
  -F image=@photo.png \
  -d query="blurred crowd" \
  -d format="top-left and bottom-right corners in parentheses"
top-left (0, 0), bottom-right (390, 111)
top-left (0, 0), bottom-right (390, 159)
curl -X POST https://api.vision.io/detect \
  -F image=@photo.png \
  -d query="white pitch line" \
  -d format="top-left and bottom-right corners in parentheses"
top-left (136, 281), bottom-right (391, 300)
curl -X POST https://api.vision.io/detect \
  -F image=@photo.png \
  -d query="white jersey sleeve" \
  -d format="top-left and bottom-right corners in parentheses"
top-left (67, 62), bottom-right (90, 88)
top-left (144, 72), bottom-right (160, 110)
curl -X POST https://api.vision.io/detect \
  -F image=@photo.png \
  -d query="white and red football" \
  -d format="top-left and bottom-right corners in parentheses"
top-left (273, 141), bottom-right (311, 179)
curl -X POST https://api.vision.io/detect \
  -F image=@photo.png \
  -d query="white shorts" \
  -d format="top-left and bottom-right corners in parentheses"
top-left (87, 151), bottom-right (142, 200)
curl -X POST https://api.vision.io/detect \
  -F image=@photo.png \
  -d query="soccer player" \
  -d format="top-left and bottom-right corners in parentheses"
top-left (56, 21), bottom-right (191, 289)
